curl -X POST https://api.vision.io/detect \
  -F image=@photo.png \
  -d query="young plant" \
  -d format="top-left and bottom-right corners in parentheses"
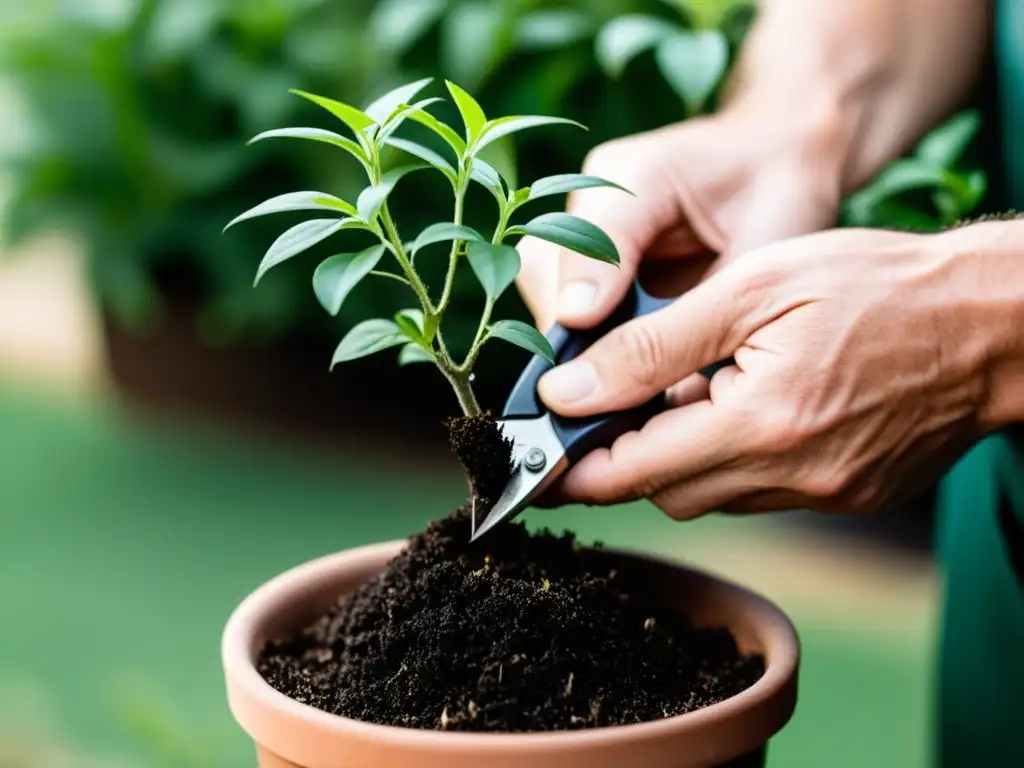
top-left (226, 78), bottom-right (627, 417)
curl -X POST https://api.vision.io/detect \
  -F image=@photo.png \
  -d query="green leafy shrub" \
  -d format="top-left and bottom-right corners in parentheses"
top-left (228, 79), bottom-right (625, 414)
top-left (0, 0), bottom-right (989, 361)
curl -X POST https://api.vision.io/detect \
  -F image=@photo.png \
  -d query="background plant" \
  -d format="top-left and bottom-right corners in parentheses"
top-left (227, 79), bottom-right (625, 415)
top-left (0, 0), bottom-right (992, 395)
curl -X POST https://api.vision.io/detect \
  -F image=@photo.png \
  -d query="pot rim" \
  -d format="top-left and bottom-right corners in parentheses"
top-left (223, 539), bottom-right (799, 754)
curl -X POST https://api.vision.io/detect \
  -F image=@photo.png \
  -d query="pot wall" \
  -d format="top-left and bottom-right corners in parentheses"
top-left (223, 541), bottom-right (800, 768)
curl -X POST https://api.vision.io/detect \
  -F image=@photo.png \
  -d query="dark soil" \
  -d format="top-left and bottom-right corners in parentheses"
top-left (444, 412), bottom-right (515, 511)
top-left (257, 416), bottom-right (764, 732)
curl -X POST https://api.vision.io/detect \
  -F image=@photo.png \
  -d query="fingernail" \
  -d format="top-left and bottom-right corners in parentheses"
top-left (558, 281), bottom-right (598, 318)
top-left (540, 361), bottom-right (600, 405)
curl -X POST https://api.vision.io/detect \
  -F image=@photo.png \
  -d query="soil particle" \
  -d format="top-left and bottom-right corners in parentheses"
top-left (257, 508), bottom-right (764, 732)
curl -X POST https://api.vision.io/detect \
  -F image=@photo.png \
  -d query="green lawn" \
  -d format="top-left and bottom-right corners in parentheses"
top-left (0, 385), bottom-right (933, 767)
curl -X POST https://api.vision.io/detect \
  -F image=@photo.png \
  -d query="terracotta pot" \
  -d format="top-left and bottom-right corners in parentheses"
top-left (223, 541), bottom-right (800, 768)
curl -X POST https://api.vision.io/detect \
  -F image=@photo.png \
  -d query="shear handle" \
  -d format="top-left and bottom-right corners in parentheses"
top-left (502, 280), bottom-right (733, 465)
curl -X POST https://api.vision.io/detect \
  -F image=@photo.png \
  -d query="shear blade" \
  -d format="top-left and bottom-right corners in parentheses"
top-left (470, 414), bottom-right (568, 541)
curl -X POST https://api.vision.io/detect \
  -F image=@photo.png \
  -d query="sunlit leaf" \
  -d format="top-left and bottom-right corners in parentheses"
top-left (224, 191), bottom-right (356, 231)
top-left (331, 319), bottom-right (409, 367)
top-left (378, 98), bottom-right (446, 142)
top-left (356, 164), bottom-right (428, 223)
top-left (255, 218), bottom-right (358, 285)
top-left (364, 77), bottom-right (434, 124)
top-left (407, 107), bottom-right (468, 156)
top-left (247, 127), bottom-right (369, 170)
top-left (411, 222), bottom-right (486, 254)
top-left (467, 242), bottom-right (521, 302)
top-left (474, 115), bottom-right (585, 153)
top-left (312, 244), bottom-right (386, 316)
top-left (655, 30), bottom-right (729, 111)
top-left (512, 212), bottom-right (619, 264)
top-left (383, 137), bottom-right (457, 186)
top-left (446, 80), bottom-right (488, 143)
top-left (595, 15), bottom-right (677, 77)
top-left (470, 157), bottom-right (506, 202)
top-left (487, 320), bottom-right (555, 363)
top-left (527, 174), bottom-right (631, 202)
top-left (289, 89), bottom-right (375, 135)
top-left (916, 111), bottom-right (982, 168)
top-left (399, 343), bottom-right (434, 366)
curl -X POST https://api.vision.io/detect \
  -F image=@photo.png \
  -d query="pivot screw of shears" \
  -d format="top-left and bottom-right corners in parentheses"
top-left (524, 448), bottom-right (547, 473)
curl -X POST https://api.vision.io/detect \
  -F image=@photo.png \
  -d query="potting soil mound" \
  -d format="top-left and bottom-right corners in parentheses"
top-left (257, 509), bottom-right (765, 732)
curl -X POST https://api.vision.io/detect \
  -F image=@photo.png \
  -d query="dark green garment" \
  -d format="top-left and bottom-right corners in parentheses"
top-left (935, 2), bottom-right (1024, 764)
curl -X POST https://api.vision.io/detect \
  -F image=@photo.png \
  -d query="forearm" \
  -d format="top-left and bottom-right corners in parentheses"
top-left (726, 0), bottom-right (991, 193)
top-left (934, 220), bottom-right (1024, 431)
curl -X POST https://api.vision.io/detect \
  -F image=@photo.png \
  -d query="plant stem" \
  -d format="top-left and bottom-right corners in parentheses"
top-left (437, 183), bottom-right (469, 312)
top-left (379, 203), bottom-right (435, 315)
top-left (445, 369), bottom-right (482, 417)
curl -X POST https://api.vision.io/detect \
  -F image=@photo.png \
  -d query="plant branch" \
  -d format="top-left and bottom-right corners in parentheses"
top-left (379, 204), bottom-right (434, 315)
top-left (437, 181), bottom-right (469, 312)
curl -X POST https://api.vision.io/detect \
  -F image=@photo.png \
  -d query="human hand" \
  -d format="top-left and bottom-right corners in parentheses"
top-left (515, 99), bottom-right (848, 334)
top-left (534, 226), bottom-right (1010, 518)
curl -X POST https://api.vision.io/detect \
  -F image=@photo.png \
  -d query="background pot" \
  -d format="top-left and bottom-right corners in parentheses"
top-left (222, 541), bottom-right (800, 768)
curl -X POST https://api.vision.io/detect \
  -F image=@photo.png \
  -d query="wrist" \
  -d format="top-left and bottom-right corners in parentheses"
top-left (932, 222), bottom-right (1024, 432)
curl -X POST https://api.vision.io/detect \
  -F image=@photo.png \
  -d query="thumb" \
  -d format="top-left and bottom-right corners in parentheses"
top-left (554, 142), bottom-right (697, 329)
top-left (538, 264), bottom-right (769, 417)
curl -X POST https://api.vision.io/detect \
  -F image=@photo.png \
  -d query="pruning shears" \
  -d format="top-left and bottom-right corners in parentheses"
top-left (470, 279), bottom-right (732, 541)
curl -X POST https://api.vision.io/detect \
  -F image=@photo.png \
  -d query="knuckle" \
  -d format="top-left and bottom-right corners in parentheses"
top-left (797, 467), bottom-right (848, 499)
top-left (748, 404), bottom-right (807, 455)
top-left (613, 323), bottom-right (666, 390)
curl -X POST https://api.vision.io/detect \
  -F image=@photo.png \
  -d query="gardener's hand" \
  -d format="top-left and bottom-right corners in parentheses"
top-left (534, 225), bottom-right (1021, 518)
top-left (515, 102), bottom-right (846, 334)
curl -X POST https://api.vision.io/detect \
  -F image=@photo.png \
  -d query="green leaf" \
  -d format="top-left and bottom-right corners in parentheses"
top-left (852, 159), bottom-right (950, 209)
top-left (356, 164), bottom-right (427, 222)
top-left (655, 30), bottom-right (729, 111)
top-left (247, 128), bottom-right (369, 169)
top-left (474, 115), bottom-right (585, 153)
top-left (467, 242), bottom-right (521, 302)
top-left (513, 213), bottom-right (620, 265)
top-left (470, 157), bottom-right (506, 202)
top-left (407, 107), bottom-right (468, 157)
top-left (514, 9), bottom-right (594, 51)
top-left (595, 15), bottom-right (677, 78)
top-left (964, 170), bottom-right (987, 207)
top-left (488, 320), bottom-right (555, 363)
top-left (394, 308), bottom-right (434, 347)
top-left (364, 77), bottom-right (434, 124)
top-left (399, 343), bottom-right (435, 366)
top-left (331, 319), bottom-right (409, 367)
top-left (312, 244), bottom-right (386, 316)
top-left (383, 137), bottom-right (457, 185)
top-left (378, 98), bottom-right (446, 142)
top-left (225, 191), bottom-right (356, 231)
top-left (411, 222), bottom-right (486, 254)
top-left (478, 136), bottom-right (518, 191)
top-left (527, 174), bottom-right (631, 202)
top-left (446, 80), bottom-right (488, 143)
top-left (255, 218), bottom-right (355, 285)
top-left (916, 111), bottom-right (982, 168)
top-left (369, 0), bottom-right (446, 56)
top-left (289, 89), bottom-right (376, 135)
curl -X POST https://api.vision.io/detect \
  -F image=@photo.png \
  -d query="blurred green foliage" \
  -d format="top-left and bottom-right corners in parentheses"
top-left (0, 0), bottom-right (987, 352)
